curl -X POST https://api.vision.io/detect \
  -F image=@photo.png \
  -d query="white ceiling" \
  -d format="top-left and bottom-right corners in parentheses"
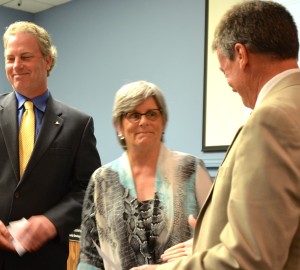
top-left (0, 0), bottom-right (72, 13)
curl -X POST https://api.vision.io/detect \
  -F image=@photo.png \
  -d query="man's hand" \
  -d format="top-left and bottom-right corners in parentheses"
top-left (160, 214), bottom-right (196, 262)
top-left (131, 215), bottom-right (197, 268)
top-left (0, 220), bottom-right (15, 251)
top-left (130, 265), bottom-right (158, 270)
top-left (160, 238), bottom-right (193, 262)
top-left (14, 215), bottom-right (57, 252)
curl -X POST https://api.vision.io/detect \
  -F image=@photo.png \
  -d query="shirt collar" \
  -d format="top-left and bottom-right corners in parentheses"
top-left (255, 69), bottom-right (300, 109)
top-left (15, 90), bottom-right (49, 112)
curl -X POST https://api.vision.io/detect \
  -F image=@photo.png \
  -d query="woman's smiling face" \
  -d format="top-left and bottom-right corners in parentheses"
top-left (118, 97), bottom-right (164, 151)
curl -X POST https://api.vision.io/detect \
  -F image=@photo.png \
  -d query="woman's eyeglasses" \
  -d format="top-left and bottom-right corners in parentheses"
top-left (124, 109), bottom-right (162, 123)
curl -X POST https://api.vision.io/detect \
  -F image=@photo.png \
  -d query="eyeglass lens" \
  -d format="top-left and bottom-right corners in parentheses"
top-left (125, 109), bottom-right (161, 122)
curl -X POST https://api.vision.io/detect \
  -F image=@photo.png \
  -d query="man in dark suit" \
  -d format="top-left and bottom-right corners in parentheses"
top-left (0, 21), bottom-right (101, 269)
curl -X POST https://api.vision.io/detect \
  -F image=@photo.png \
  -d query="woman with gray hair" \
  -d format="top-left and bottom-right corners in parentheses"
top-left (77, 81), bottom-right (212, 270)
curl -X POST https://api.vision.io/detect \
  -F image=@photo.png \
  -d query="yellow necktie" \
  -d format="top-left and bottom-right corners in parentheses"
top-left (19, 101), bottom-right (35, 177)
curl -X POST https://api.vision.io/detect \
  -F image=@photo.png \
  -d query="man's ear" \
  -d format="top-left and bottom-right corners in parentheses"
top-left (234, 43), bottom-right (248, 69)
top-left (45, 55), bottom-right (53, 71)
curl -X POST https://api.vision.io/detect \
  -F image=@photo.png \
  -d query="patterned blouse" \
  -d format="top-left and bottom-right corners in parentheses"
top-left (77, 144), bottom-right (212, 270)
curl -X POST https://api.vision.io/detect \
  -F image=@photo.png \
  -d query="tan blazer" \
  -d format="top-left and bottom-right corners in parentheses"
top-left (158, 72), bottom-right (300, 270)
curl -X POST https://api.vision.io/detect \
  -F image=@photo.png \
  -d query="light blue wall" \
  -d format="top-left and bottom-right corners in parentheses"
top-left (0, 0), bottom-right (225, 176)
top-left (0, 8), bottom-right (33, 91)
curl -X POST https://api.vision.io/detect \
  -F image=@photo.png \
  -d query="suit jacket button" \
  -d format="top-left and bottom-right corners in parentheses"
top-left (15, 192), bottom-right (20, 198)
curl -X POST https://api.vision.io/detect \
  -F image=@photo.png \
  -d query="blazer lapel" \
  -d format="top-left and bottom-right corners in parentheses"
top-left (220, 125), bottom-right (243, 166)
top-left (23, 95), bottom-right (63, 178)
top-left (193, 125), bottom-right (243, 245)
top-left (0, 93), bottom-right (20, 181)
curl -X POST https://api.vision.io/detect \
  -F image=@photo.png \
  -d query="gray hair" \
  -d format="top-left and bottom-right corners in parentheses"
top-left (212, 0), bottom-right (299, 60)
top-left (3, 21), bottom-right (57, 76)
top-left (113, 80), bottom-right (168, 149)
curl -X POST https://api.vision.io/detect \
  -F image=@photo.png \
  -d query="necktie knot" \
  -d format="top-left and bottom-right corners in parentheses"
top-left (24, 100), bottom-right (34, 110)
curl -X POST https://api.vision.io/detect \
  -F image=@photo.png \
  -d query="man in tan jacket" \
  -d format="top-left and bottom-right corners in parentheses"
top-left (132, 1), bottom-right (300, 269)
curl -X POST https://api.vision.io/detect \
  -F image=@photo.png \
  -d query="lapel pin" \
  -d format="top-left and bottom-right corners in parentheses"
top-left (55, 121), bottom-right (60, 125)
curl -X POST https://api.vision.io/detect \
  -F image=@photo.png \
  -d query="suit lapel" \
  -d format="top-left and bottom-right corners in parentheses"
top-left (0, 93), bottom-right (20, 181)
top-left (220, 125), bottom-right (243, 166)
top-left (23, 95), bottom-right (64, 178)
top-left (193, 125), bottom-right (243, 246)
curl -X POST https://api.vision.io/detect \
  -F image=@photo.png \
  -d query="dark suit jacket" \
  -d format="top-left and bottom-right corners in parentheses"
top-left (0, 92), bottom-right (101, 270)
